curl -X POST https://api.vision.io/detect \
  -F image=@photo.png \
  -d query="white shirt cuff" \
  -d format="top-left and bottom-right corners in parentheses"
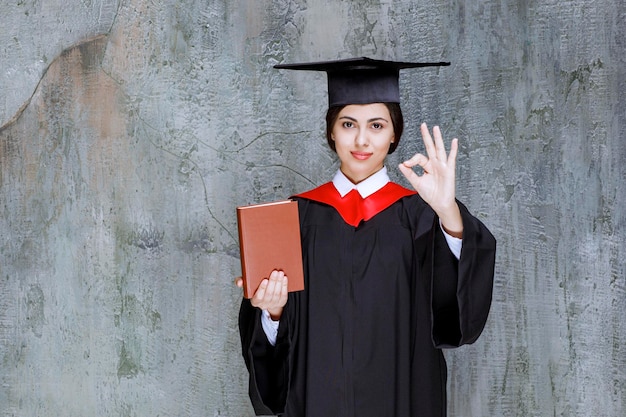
top-left (439, 220), bottom-right (462, 260)
top-left (261, 309), bottom-right (280, 346)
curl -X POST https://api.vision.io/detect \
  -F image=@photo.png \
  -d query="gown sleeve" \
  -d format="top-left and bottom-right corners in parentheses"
top-left (428, 200), bottom-right (496, 348)
top-left (239, 298), bottom-right (291, 415)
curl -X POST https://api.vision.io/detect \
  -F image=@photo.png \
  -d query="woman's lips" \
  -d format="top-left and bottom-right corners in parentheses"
top-left (351, 151), bottom-right (373, 160)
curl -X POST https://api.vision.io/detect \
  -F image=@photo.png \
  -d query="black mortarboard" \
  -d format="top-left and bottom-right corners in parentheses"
top-left (274, 57), bottom-right (450, 107)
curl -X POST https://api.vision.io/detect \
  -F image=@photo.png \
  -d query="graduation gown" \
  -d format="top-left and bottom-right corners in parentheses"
top-left (239, 181), bottom-right (496, 417)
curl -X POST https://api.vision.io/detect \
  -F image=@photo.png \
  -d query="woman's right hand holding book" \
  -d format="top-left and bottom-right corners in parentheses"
top-left (236, 270), bottom-right (288, 320)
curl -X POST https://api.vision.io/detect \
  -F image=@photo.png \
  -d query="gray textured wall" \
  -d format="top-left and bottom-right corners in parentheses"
top-left (1, 1), bottom-right (624, 416)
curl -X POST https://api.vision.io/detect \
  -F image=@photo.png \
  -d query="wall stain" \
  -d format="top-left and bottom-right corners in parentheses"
top-left (25, 284), bottom-right (45, 338)
top-left (561, 58), bottom-right (604, 98)
top-left (125, 224), bottom-right (165, 250)
top-left (0, 35), bottom-right (109, 134)
top-left (117, 340), bottom-right (142, 379)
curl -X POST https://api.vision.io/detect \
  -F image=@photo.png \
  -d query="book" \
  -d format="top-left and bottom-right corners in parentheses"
top-left (236, 199), bottom-right (305, 299)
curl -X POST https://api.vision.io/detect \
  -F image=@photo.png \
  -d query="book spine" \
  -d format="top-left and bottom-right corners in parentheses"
top-left (236, 208), bottom-right (251, 299)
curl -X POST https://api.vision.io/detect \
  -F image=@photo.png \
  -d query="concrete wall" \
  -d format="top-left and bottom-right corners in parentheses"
top-left (1, 0), bottom-right (624, 416)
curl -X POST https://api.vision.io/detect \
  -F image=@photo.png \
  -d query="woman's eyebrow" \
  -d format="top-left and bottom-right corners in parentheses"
top-left (338, 116), bottom-right (389, 123)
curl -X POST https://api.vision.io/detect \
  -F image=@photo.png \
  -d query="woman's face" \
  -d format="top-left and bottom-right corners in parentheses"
top-left (331, 103), bottom-right (395, 184)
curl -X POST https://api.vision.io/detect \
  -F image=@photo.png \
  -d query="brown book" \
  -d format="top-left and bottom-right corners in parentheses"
top-left (236, 199), bottom-right (305, 299)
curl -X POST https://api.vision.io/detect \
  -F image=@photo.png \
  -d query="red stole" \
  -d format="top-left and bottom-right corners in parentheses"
top-left (296, 182), bottom-right (416, 227)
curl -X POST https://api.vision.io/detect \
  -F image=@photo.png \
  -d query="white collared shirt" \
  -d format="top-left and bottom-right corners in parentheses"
top-left (332, 165), bottom-right (391, 198)
top-left (262, 167), bottom-right (463, 345)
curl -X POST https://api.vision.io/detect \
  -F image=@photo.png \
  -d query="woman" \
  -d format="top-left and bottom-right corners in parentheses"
top-left (237, 58), bottom-right (496, 417)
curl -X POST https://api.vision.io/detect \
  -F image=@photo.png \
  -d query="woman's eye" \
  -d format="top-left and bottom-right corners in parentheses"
top-left (371, 123), bottom-right (382, 129)
top-left (342, 121), bottom-right (354, 128)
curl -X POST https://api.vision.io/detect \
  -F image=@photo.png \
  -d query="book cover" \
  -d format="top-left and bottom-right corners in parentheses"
top-left (236, 199), bottom-right (305, 299)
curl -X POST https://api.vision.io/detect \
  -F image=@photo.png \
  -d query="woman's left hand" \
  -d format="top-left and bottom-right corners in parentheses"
top-left (398, 123), bottom-right (463, 237)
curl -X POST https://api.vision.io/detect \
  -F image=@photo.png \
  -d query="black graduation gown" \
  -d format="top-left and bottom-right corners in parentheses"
top-left (239, 182), bottom-right (496, 417)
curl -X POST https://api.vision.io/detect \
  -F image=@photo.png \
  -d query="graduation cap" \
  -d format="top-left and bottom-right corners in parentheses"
top-left (274, 57), bottom-right (450, 107)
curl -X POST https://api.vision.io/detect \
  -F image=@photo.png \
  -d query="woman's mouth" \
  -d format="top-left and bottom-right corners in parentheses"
top-left (351, 151), bottom-right (373, 160)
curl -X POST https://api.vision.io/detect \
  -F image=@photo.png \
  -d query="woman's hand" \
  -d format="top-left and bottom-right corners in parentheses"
top-left (235, 270), bottom-right (288, 320)
top-left (398, 123), bottom-right (463, 238)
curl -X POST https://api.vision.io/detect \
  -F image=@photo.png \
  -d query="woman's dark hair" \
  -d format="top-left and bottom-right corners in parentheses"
top-left (325, 102), bottom-right (404, 154)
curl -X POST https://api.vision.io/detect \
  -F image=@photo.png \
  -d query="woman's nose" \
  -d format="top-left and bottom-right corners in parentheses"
top-left (355, 128), bottom-right (368, 146)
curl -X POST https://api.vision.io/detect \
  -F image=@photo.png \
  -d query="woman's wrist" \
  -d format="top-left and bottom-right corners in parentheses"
top-left (437, 202), bottom-right (463, 238)
top-left (267, 307), bottom-right (283, 321)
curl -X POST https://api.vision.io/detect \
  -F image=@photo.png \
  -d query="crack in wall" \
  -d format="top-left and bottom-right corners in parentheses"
top-left (1, 0), bottom-right (121, 132)
top-left (0, 35), bottom-right (110, 134)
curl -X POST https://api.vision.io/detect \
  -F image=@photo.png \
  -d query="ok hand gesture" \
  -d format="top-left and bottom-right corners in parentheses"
top-left (398, 123), bottom-right (463, 238)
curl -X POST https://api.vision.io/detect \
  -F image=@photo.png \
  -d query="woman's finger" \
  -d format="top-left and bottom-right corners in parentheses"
top-left (420, 123), bottom-right (437, 160)
top-left (432, 126), bottom-right (448, 162)
top-left (251, 279), bottom-right (269, 307)
top-left (448, 138), bottom-right (459, 168)
top-left (401, 153), bottom-right (428, 169)
top-left (278, 275), bottom-right (289, 304)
